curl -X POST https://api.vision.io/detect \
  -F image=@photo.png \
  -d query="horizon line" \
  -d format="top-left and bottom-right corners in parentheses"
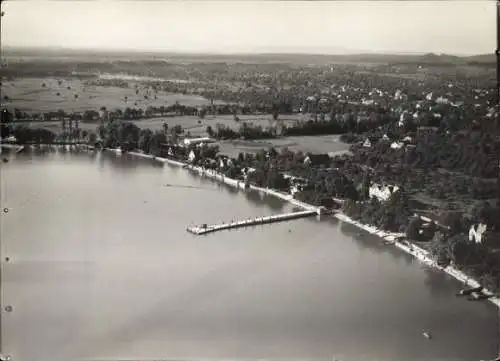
top-left (2, 45), bottom-right (493, 58)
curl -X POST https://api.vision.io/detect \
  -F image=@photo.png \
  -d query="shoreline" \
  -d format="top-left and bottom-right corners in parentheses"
top-left (334, 213), bottom-right (500, 308)
top-left (109, 148), bottom-right (500, 309)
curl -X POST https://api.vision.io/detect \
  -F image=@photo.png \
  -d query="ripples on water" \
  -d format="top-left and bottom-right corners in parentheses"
top-left (1, 150), bottom-right (498, 361)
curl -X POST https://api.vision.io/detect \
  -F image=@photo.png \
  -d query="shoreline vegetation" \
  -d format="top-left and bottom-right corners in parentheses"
top-left (2, 112), bottom-right (500, 309)
top-left (2, 115), bottom-right (500, 308)
top-left (104, 146), bottom-right (500, 309)
top-left (1, 54), bottom-right (498, 311)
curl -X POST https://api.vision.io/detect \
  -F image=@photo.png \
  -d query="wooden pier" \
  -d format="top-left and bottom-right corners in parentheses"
top-left (186, 210), bottom-right (318, 235)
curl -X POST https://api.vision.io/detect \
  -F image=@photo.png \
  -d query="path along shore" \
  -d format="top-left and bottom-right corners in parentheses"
top-left (108, 148), bottom-right (500, 309)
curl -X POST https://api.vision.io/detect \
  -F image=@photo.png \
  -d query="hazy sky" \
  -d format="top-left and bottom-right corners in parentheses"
top-left (2, 1), bottom-right (495, 55)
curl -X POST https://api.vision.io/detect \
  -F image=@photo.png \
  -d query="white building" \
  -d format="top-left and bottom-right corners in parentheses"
top-left (187, 150), bottom-right (196, 163)
top-left (398, 111), bottom-right (412, 127)
top-left (436, 96), bottom-right (450, 105)
top-left (469, 223), bottom-right (487, 244)
top-left (183, 137), bottom-right (215, 147)
top-left (369, 184), bottom-right (399, 202)
top-left (390, 142), bottom-right (404, 150)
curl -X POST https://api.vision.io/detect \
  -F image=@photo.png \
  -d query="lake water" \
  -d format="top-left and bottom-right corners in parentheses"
top-left (1, 150), bottom-right (499, 361)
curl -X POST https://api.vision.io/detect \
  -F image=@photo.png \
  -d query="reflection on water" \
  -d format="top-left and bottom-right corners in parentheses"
top-left (339, 221), bottom-right (415, 266)
top-left (423, 268), bottom-right (459, 299)
top-left (264, 194), bottom-right (286, 212)
top-left (339, 221), bottom-right (385, 252)
top-left (1, 151), bottom-right (499, 361)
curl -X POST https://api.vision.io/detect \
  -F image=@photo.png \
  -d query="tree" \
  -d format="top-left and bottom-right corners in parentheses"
top-left (12, 125), bottom-right (34, 143)
top-left (139, 129), bottom-right (154, 154)
top-left (446, 234), bottom-right (470, 266)
top-left (32, 128), bottom-right (56, 144)
top-left (406, 216), bottom-right (423, 241)
top-left (268, 147), bottom-right (278, 159)
top-left (173, 124), bottom-right (183, 134)
top-left (150, 130), bottom-right (167, 155)
top-left (238, 152), bottom-right (245, 163)
top-left (83, 110), bottom-right (99, 121)
top-left (199, 107), bottom-right (206, 119)
top-left (97, 124), bottom-right (108, 142)
top-left (206, 125), bottom-right (214, 137)
top-left (145, 106), bottom-right (154, 118)
top-left (470, 201), bottom-right (493, 225)
top-left (442, 211), bottom-right (467, 236)
top-left (266, 168), bottom-right (289, 190)
top-left (13, 108), bottom-right (22, 121)
top-left (120, 122), bottom-right (141, 149)
top-left (88, 132), bottom-right (97, 145)
top-left (360, 171), bottom-right (371, 200)
top-left (273, 110), bottom-right (279, 121)
top-left (1, 109), bottom-right (13, 138)
top-left (72, 128), bottom-right (81, 142)
top-left (429, 231), bottom-right (450, 266)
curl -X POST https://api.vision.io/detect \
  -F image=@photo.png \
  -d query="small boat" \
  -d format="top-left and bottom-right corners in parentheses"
top-left (468, 292), bottom-right (492, 301)
top-left (479, 356), bottom-right (500, 361)
top-left (456, 286), bottom-right (483, 296)
top-left (422, 331), bottom-right (432, 340)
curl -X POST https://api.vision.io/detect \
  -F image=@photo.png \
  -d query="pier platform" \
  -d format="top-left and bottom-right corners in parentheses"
top-left (187, 210), bottom-right (317, 235)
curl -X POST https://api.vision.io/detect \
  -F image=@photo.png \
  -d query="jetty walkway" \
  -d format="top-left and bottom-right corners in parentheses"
top-left (187, 209), bottom-right (318, 235)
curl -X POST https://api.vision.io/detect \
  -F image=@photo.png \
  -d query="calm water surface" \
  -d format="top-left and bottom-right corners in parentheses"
top-left (1, 150), bottom-right (498, 361)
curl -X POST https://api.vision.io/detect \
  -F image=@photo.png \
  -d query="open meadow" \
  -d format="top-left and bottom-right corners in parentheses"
top-left (1, 77), bottom-right (223, 113)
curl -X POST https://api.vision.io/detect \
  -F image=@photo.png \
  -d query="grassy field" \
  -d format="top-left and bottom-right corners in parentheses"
top-left (10, 113), bottom-right (311, 137)
top-left (1, 77), bottom-right (221, 113)
top-left (217, 135), bottom-right (351, 157)
top-left (128, 114), bottom-right (310, 136)
top-left (3, 72), bottom-right (351, 156)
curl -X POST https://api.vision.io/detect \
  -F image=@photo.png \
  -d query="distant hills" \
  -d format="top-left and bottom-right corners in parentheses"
top-left (2, 46), bottom-right (495, 66)
top-left (464, 53), bottom-right (496, 63)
